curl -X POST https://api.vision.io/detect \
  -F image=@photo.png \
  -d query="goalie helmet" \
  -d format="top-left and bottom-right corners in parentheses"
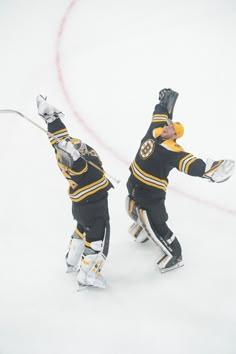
top-left (70, 137), bottom-right (87, 154)
top-left (173, 122), bottom-right (184, 139)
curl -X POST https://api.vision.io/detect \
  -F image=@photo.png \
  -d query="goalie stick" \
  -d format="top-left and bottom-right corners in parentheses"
top-left (0, 109), bottom-right (120, 184)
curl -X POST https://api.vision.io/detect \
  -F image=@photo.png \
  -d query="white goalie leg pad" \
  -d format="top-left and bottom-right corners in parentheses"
top-left (66, 234), bottom-right (85, 273)
top-left (77, 241), bottom-right (106, 288)
top-left (136, 208), bottom-right (173, 266)
top-left (129, 222), bottom-right (149, 243)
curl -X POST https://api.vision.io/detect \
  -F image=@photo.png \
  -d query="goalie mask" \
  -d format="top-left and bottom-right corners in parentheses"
top-left (70, 138), bottom-right (87, 154)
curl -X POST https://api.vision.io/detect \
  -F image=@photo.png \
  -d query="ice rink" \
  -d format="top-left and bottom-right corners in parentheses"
top-left (0, 1), bottom-right (236, 353)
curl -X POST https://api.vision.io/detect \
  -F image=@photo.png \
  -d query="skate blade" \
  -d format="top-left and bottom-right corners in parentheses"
top-left (159, 261), bottom-right (184, 273)
top-left (66, 267), bottom-right (76, 274)
top-left (77, 284), bottom-right (90, 292)
top-left (77, 282), bottom-right (106, 292)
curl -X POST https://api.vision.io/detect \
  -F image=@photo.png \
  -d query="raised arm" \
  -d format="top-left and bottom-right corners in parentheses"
top-left (36, 95), bottom-right (87, 172)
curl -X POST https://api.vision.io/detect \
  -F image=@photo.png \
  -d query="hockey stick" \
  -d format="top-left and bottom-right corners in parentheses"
top-left (0, 109), bottom-right (120, 184)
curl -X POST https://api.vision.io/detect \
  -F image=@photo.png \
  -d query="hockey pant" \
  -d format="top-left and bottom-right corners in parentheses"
top-left (71, 197), bottom-right (110, 286)
top-left (126, 196), bottom-right (182, 270)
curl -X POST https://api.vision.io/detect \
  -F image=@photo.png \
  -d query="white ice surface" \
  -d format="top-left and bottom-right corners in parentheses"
top-left (0, 1), bottom-right (236, 354)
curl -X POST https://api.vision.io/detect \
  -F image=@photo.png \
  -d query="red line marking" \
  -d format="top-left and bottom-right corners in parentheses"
top-left (55, 0), bottom-right (128, 165)
top-left (55, 0), bottom-right (236, 217)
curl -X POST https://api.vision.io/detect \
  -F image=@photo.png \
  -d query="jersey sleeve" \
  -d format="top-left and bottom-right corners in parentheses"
top-left (47, 118), bottom-right (88, 179)
top-left (47, 119), bottom-right (70, 146)
top-left (160, 140), bottom-right (206, 177)
top-left (144, 104), bottom-right (171, 140)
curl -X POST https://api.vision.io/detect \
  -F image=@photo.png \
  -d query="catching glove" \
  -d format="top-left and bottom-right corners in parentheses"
top-left (203, 159), bottom-right (235, 183)
top-left (159, 88), bottom-right (179, 119)
top-left (56, 138), bottom-right (81, 168)
top-left (36, 95), bottom-right (65, 123)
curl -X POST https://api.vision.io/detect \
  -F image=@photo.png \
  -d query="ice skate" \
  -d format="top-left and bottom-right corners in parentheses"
top-left (77, 268), bottom-right (106, 290)
top-left (158, 255), bottom-right (184, 273)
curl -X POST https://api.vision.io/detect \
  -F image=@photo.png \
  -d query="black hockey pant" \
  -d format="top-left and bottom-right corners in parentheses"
top-left (71, 196), bottom-right (110, 257)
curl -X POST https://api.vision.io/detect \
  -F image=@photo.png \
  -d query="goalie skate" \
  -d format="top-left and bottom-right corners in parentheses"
top-left (77, 277), bottom-right (106, 292)
top-left (158, 255), bottom-right (184, 273)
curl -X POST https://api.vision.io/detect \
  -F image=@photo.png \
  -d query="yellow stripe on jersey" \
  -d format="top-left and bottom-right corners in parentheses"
top-left (57, 154), bottom-right (88, 175)
top-left (184, 157), bottom-right (198, 174)
top-left (131, 161), bottom-right (168, 191)
top-left (69, 175), bottom-right (109, 202)
top-left (152, 114), bottom-right (169, 123)
top-left (49, 128), bottom-right (70, 145)
top-left (69, 165), bottom-right (88, 176)
top-left (179, 154), bottom-right (197, 173)
top-left (179, 154), bottom-right (192, 171)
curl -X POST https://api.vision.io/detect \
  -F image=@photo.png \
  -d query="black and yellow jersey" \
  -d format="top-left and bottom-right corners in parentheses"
top-left (48, 119), bottom-right (113, 204)
top-left (128, 104), bottom-right (206, 203)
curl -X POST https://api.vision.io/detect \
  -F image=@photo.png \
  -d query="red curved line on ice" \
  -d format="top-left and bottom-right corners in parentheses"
top-left (55, 0), bottom-right (128, 166)
top-left (55, 0), bottom-right (236, 217)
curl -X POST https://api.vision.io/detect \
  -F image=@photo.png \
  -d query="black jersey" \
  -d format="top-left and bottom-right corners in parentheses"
top-left (127, 104), bottom-right (206, 203)
top-left (48, 119), bottom-right (113, 204)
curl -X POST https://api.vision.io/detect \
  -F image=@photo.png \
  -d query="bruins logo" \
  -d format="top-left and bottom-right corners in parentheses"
top-left (139, 139), bottom-right (155, 159)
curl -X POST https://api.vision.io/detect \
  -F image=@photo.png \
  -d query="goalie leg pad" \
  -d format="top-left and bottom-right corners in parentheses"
top-left (136, 208), bottom-right (183, 271)
top-left (128, 222), bottom-right (149, 243)
top-left (65, 228), bottom-right (85, 272)
top-left (136, 208), bottom-right (171, 258)
top-left (158, 233), bottom-right (183, 271)
top-left (77, 240), bottom-right (106, 288)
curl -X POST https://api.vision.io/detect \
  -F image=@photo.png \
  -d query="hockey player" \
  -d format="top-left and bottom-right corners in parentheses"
top-left (36, 95), bottom-right (113, 288)
top-left (126, 88), bottom-right (235, 273)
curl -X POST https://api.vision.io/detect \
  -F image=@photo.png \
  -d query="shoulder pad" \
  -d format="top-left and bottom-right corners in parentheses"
top-left (160, 140), bottom-right (185, 152)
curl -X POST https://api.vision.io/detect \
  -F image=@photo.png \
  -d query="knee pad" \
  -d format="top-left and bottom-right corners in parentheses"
top-left (84, 240), bottom-right (103, 255)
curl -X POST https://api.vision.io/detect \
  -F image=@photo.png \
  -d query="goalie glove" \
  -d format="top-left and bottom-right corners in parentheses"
top-left (158, 88), bottom-right (179, 119)
top-left (203, 159), bottom-right (235, 183)
top-left (36, 95), bottom-right (65, 123)
top-left (56, 138), bottom-right (81, 168)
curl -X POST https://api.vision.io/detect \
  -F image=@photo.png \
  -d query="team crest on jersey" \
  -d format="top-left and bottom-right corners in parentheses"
top-left (139, 139), bottom-right (155, 159)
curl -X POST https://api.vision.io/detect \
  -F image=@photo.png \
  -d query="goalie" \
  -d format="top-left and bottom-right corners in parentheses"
top-left (36, 95), bottom-right (113, 288)
top-left (126, 88), bottom-right (235, 273)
